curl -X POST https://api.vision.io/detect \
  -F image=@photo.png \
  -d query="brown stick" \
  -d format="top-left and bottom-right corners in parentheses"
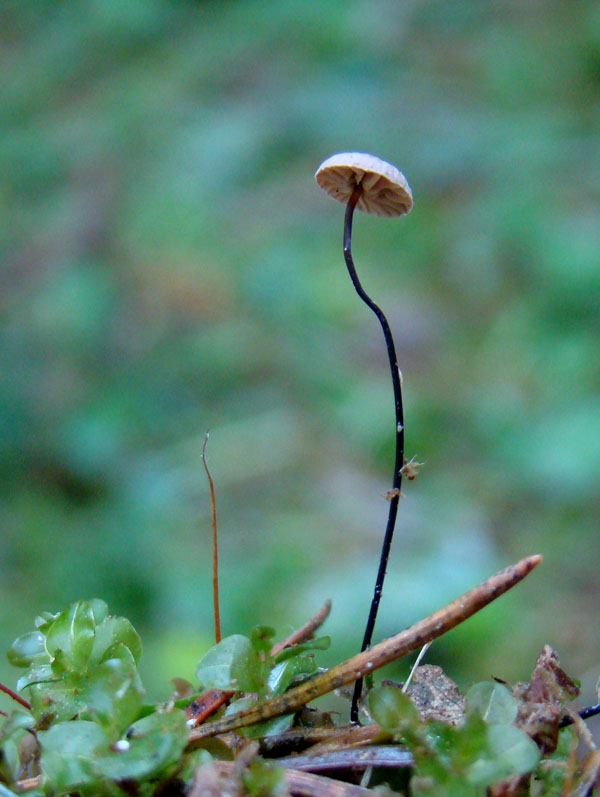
top-left (189, 554), bottom-right (541, 740)
top-left (208, 761), bottom-right (373, 796)
top-left (259, 723), bottom-right (377, 755)
top-left (273, 744), bottom-right (413, 773)
top-left (201, 432), bottom-right (221, 644)
top-left (270, 600), bottom-right (332, 657)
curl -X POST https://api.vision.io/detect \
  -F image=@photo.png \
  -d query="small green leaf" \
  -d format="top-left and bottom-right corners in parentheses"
top-left (0, 711), bottom-right (34, 744)
top-left (242, 757), bottom-right (287, 795)
top-left (241, 713), bottom-right (295, 739)
top-left (368, 685), bottom-right (419, 731)
top-left (272, 636), bottom-right (331, 663)
top-left (34, 612), bottom-right (58, 632)
top-left (27, 672), bottom-right (88, 723)
top-left (465, 681), bottom-right (517, 725)
top-left (267, 654), bottom-right (317, 696)
top-left (89, 616), bottom-right (142, 666)
top-left (224, 696), bottom-right (294, 738)
top-left (88, 599), bottom-right (109, 625)
top-left (250, 626), bottom-right (276, 657)
top-left (84, 658), bottom-right (144, 739)
top-left (96, 709), bottom-right (188, 782)
top-left (195, 635), bottom-right (262, 692)
top-left (45, 601), bottom-right (96, 673)
top-left (486, 724), bottom-right (539, 774)
top-left (39, 720), bottom-right (108, 792)
top-left (7, 632), bottom-right (46, 668)
top-left (39, 712), bottom-right (188, 791)
top-left (0, 711), bottom-right (36, 782)
top-left (16, 664), bottom-right (53, 693)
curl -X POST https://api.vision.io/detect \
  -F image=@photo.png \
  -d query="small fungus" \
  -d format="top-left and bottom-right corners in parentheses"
top-left (316, 152), bottom-right (413, 722)
top-left (315, 152), bottom-right (413, 218)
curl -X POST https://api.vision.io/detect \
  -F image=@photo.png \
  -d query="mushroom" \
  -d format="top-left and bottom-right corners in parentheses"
top-left (315, 152), bottom-right (413, 218)
top-left (315, 152), bottom-right (414, 722)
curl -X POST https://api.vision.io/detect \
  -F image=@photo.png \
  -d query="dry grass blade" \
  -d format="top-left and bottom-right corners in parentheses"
top-left (189, 554), bottom-right (542, 740)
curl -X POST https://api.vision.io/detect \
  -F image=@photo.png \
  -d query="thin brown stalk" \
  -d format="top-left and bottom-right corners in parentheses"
top-left (270, 600), bottom-right (332, 657)
top-left (189, 554), bottom-right (541, 740)
top-left (201, 431), bottom-right (221, 644)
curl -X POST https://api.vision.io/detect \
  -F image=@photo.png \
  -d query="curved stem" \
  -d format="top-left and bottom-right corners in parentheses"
top-left (344, 185), bottom-right (405, 722)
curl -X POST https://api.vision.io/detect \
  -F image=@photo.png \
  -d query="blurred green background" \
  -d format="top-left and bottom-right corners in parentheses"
top-left (2, 0), bottom-right (599, 709)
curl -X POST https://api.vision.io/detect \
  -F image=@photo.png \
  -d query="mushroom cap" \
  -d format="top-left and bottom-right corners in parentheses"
top-left (315, 152), bottom-right (413, 218)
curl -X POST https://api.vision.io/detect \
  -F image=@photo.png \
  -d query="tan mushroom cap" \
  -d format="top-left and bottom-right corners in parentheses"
top-left (315, 152), bottom-right (413, 218)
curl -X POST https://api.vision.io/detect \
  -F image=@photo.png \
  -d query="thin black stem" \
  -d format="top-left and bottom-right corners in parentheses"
top-left (559, 703), bottom-right (600, 727)
top-left (344, 185), bottom-right (404, 723)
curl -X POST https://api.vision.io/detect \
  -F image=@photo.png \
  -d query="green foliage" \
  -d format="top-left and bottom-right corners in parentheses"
top-left (1, 602), bottom-right (332, 794)
top-left (2, 600), bottom-right (188, 795)
top-left (464, 681), bottom-right (518, 725)
top-left (528, 726), bottom-right (579, 796)
top-left (195, 627), bottom-right (328, 700)
top-left (1, 600), bottom-right (597, 795)
top-left (241, 757), bottom-right (287, 795)
top-left (368, 682), bottom-right (540, 794)
top-left (39, 711), bottom-right (188, 794)
top-left (9, 599), bottom-right (143, 726)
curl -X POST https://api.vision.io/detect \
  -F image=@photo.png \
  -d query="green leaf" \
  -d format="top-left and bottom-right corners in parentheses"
top-left (0, 711), bottom-right (36, 783)
top-left (224, 696), bottom-right (295, 738)
top-left (89, 616), bottom-right (142, 666)
top-left (460, 722), bottom-right (539, 786)
top-left (25, 653), bottom-right (144, 727)
top-left (39, 720), bottom-right (108, 792)
top-left (242, 757), bottom-right (287, 795)
top-left (267, 653), bottom-right (317, 696)
top-left (88, 599), bottom-right (109, 625)
top-left (445, 714), bottom-right (488, 770)
top-left (27, 672), bottom-right (88, 723)
top-left (465, 681), bottom-right (517, 725)
top-left (39, 711), bottom-right (188, 792)
top-left (272, 636), bottom-right (331, 663)
top-left (368, 685), bottom-right (419, 731)
top-left (84, 658), bottom-right (144, 739)
top-left (45, 601), bottom-right (96, 673)
top-left (16, 664), bottom-right (54, 693)
top-left (95, 709), bottom-right (188, 782)
top-left (250, 626), bottom-right (276, 657)
top-left (0, 711), bottom-right (34, 744)
top-left (195, 635), bottom-right (263, 692)
top-left (33, 613), bottom-right (58, 633)
top-left (7, 632), bottom-right (46, 668)
top-left (0, 785), bottom-right (21, 797)
top-left (241, 713), bottom-right (295, 739)
top-left (485, 724), bottom-right (539, 777)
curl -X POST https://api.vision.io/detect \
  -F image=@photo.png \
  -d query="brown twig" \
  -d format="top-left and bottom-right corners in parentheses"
top-left (259, 723), bottom-right (373, 754)
top-left (207, 760), bottom-right (373, 796)
top-left (201, 431), bottom-right (221, 644)
top-left (259, 723), bottom-right (381, 757)
top-left (189, 554), bottom-right (541, 740)
top-left (273, 745), bottom-right (413, 773)
top-left (270, 600), bottom-right (332, 657)
top-left (0, 681), bottom-right (31, 711)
